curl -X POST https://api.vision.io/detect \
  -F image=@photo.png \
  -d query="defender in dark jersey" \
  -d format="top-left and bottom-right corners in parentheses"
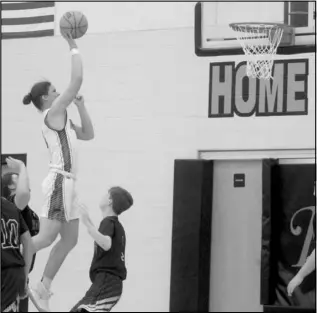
top-left (2, 157), bottom-right (40, 312)
top-left (71, 187), bottom-right (133, 312)
top-left (1, 197), bottom-right (35, 312)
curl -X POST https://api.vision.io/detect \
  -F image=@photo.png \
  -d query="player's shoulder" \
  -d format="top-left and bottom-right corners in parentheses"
top-left (42, 109), bottom-right (51, 130)
top-left (106, 216), bottom-right (122, 226)
top-left (99, 216), bottom-right (109, 228)
top-left (101, 216), bottom-right (114, 225)
top-left (42, 108), bottom-right (50, 119)
top-left (111, 217), bottom-right (125, 233)
top-left (101, 216), bottom-right (123, 229)
top-left (21, 205), bottom-right (39, 220)
top-left (2, 196), bottom-right (16, 207)
top-left (6, 194), bottom-right (15, 204)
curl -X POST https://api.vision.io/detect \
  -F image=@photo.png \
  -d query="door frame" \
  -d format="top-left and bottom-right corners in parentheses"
top-left (199, 148), bottom-right (315, 162)
top-left (199, 148), bottom-right (316, 312)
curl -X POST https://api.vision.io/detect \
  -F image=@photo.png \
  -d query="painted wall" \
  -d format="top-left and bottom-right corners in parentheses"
top-left (54, 2), bottom-right (196, 35)
top-left (2, 22), bottom-right (315, 312)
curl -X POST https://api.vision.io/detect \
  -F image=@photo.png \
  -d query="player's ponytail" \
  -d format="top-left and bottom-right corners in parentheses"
top-left (23, 93), bottom-right (32, 105)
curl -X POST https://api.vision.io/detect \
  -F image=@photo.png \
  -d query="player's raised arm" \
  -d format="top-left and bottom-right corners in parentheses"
top-left (49, 32), bottom-right (83, 118)
top-left (5, 157), bottom-right (30, 210)
top-left (70, 95), bottom-right (95, 141)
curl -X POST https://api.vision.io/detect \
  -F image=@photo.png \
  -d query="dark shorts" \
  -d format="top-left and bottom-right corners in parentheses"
top-left (1, 267), bottom-right (25, 312)
top-left (19, 295), bottom-right (29, 312)
top-left (2, 299), bottom-right (19, 312)
top-left (71, 273), bottom-right (123, 312)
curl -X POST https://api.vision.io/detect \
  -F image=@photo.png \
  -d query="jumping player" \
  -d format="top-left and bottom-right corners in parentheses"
top-left (71, 187), bottom-right (133, 312)
top-left (2, 157), bottom-right (40, 312)
top-left (23, 31), bottom-right (94, 311)
top-left (1, 197), bottom-right (35, 312)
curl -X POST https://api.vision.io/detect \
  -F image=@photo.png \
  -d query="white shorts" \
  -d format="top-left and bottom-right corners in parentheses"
top-left (41, 170), bottom-right (81, 222)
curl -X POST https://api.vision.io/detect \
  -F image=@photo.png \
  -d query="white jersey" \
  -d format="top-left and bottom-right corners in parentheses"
top-left (42, 109), bottom-right (78, 175)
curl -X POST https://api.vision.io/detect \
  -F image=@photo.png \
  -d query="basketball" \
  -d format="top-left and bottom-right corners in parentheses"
top-left (60, 11), bottom-right (88, 39)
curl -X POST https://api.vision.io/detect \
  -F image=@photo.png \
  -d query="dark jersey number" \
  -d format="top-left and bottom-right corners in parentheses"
top-left (1, 218), bottom-right (19, 249)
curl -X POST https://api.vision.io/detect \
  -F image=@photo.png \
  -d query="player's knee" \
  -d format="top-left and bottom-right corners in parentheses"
top-left (34, 233), bottom-right (56, 251)
top-left (42, 235), bottom-right (57, 249)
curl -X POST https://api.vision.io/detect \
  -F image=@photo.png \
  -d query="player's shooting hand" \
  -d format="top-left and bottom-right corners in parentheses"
top-left (73, 95), bottom-right (84, 108)
top-left (61, 30), bottom-right (77, 50)
top-left (6, 157), bottom-right (25, 172)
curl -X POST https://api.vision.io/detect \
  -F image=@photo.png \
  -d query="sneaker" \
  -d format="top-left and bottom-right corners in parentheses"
top-left (28, 281), bottom-right (53, 312)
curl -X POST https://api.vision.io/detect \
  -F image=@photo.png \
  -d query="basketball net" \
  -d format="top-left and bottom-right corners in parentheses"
top-left (230, 23), bottom-right (284, 80)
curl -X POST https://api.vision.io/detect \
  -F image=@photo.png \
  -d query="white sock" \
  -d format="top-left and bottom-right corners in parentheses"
top-left (41, 277), bottom-right (52, 291)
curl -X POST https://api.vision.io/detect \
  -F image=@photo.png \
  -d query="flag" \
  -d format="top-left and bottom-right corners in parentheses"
top-left (1, 2), bottom-right (55, 40)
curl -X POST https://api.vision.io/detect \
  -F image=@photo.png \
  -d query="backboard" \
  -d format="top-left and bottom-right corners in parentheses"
top-left (195, 1), bottom-right (316, 56)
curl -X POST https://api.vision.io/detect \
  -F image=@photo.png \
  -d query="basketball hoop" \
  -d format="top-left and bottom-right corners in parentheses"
top-left (229, 23), bottom-right (287, 80)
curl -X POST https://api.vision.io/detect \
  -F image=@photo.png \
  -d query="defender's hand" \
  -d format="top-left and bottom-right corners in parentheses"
top-left (6, 157), bottom-right (25, 172)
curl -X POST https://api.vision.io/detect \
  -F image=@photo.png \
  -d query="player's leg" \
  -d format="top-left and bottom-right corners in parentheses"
top-left (42, 218), bottom-right (79, 286)
top-left (33, 172), bottom-right (63, 252)
top-left (30, 173), bottom-right (76, 311)
top-left (36, 172), bottom-right (76, 280)
top-left (42, 180), bottom-right (80, 285)
top-left (30, 218), bottom-right (60, 311)
top-left (30, 219), bottom-right (79, 312)
top-left (32, 218), bottom-right (61, 252)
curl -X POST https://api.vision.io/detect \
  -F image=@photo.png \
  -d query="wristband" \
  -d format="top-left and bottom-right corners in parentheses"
top-left (71, 48), bottom-right (79, 55)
